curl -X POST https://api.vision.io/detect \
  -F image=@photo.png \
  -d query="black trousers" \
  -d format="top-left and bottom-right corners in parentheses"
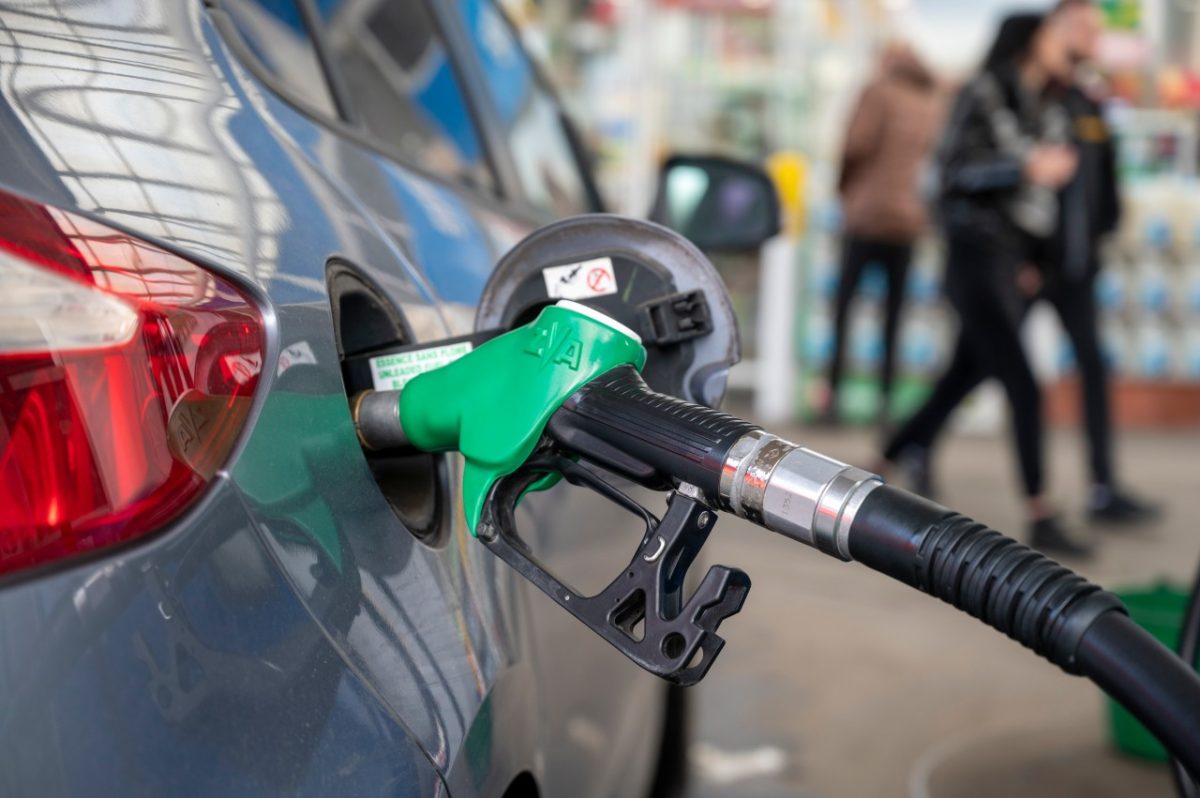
top-left (883, 272), bottom-right (1114, 489)
top-left (828, 236), bottom-right (912, 409)
top-left (884, 229), bottom-right (1046, 498)
top-left (1047, 275), bottom-right (1113, 486)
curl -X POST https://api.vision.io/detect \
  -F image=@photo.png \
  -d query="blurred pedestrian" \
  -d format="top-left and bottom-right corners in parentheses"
top-left (878, 13), bottom-right (1089, 555)
top-left (878, 2), bottom-right (1159, 535)
top-left (823, 43), bottom-right (941, 424)
top-left (1045, 0), bottom-right (1159, 522)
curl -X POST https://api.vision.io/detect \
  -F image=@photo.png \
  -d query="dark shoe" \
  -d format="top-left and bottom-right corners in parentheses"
top-left (896, 446), bottom-right (937, 501)
top-left (1088, 486), bottom-right (1163, 525)
top-left (811, 406), bottom-right (842, 428)
top-left (1030, 516), bottom-right (1093, 559)
top-left (876, 417), bottom-right (896, 444)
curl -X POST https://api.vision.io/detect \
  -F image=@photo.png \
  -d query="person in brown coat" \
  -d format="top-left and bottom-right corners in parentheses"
top-left (824, 43), bottom-right (941, 423)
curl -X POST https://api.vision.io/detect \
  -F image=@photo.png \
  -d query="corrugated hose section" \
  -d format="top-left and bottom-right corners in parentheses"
top-left (849, 486), bottom-right (1126, 674)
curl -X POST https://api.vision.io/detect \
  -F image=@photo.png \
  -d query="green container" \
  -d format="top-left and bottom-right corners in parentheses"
top-left (1107, 582), bottom-right (1191, 761)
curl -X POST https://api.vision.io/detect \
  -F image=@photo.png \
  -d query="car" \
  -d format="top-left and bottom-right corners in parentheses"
top-left (0, 1), bottom-right (773, 795)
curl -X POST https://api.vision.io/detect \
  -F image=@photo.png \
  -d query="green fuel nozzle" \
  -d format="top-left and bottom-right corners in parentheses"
top-left (355, 301), bottom-right (645, 533)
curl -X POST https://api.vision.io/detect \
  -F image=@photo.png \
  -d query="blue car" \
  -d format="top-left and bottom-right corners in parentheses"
top-left (0, 1), bottom-right (695, 794)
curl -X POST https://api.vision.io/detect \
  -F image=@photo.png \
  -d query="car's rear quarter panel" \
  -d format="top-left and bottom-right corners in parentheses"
top-left (0, 1), bottom-right (664, 796)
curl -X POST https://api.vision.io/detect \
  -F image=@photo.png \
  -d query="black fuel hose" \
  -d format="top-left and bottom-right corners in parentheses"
top-left (847, 487), bottom-right (1125, 674)
top-left (850, 486), bottom-right (1200, 776)
top-left (1172, 558), bottom-right (1200, 798)
top-left (1077, 610), bottom-right (1200, 782)
top-left (547, 367), bottom-right (1200, 776)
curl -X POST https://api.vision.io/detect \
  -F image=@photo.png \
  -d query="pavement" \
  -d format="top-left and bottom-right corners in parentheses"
top-left (684, 421), bottom-right (1197, 798)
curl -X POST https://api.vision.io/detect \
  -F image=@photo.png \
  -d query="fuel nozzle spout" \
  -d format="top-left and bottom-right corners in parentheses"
top-left (352, 389), bottom-right (408, 452)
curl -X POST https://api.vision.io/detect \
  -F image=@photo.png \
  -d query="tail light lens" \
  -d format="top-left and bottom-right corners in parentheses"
top-left (0, 191), bottom-right (265, 578)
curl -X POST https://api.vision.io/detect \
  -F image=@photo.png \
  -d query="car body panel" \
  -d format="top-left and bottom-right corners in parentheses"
top-left (0, 480), bottom-right (446, 797)
top-left (0, 1), bottom-right (665, 795)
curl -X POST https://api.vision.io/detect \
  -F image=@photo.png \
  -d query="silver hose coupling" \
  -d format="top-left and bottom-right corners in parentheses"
top-left (718, 431), bottom-right (883, 561)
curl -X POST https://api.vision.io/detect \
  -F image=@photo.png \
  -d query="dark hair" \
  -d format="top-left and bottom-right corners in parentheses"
top-left (1054, 0), bottom-right (1094, 12)
top-left (982, 12), bottom-right (1045, 75)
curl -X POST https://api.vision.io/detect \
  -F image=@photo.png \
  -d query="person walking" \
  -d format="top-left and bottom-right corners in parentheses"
top-left (878, 13), bottom-right (1087, 555)
top-left (878, 1), bottom-right (1159, 531)
top-left (823, 44), bottom-right (941, 424)
top-left (1045, 0), bottom-right (1159, 522)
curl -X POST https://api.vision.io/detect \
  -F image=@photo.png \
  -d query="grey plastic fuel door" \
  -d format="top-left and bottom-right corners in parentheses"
top-left (475, 214), bottom-right (740, 408)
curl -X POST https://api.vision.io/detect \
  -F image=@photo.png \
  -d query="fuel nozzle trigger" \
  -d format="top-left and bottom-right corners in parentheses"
top-left (476, 454), bottom-right (750, 686)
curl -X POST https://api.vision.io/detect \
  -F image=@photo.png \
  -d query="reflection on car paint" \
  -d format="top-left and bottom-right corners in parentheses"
top-left (0, 487), bottom-right (443, 796)
top-left (317, 0), bottom-right (491, 187)
top-left (0, 3), bottom-right (289, 287)
top-left (0, 0), bottom-right (660, 793)
top-left (0, 0), bottom-right (518, 787)
top-left (458, 0), bottom-right (532, 127)
top-left (384, 168), bottom-right (495, 306)
top-left (227, 307), bottom-right (523, 770)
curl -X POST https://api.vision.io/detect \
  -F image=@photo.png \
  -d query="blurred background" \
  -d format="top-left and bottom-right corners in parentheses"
top-left (493, 0), bottom-right (1200, 795)
top-left (504, 0), bottom-right (1200, 425)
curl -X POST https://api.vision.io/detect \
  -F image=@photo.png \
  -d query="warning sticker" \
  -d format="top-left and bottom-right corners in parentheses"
top-left (542, 257), bottom-right (618, 300)
top-left (369, 341), bottom-right (473, 391)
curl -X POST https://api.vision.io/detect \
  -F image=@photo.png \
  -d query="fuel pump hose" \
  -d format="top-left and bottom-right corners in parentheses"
top-left (544, 365), bottom-right (1200, 774)
top-left (355, 356), bottom-right (1200, 774)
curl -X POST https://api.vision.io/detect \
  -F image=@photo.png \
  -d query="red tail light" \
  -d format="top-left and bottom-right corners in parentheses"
top-left (0, 190), bottom-right (265, 578)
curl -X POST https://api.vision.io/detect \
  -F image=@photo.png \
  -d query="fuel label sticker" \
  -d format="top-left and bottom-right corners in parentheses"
top-left (542, 257), bottom-right (618, 300)
top-left (370, 341), bottom-right (474, 391)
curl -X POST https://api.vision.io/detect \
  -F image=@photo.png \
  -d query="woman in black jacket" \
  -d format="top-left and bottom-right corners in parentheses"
top-left (879, 13), bottom-right (1086, 555)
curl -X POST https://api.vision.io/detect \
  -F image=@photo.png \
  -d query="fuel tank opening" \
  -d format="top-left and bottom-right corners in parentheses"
top-left (328, 261), bottom-right (449, 544)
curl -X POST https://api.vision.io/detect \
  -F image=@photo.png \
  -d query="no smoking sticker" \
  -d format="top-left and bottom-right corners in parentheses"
top-left (542, 257), bottom-right (618, 300)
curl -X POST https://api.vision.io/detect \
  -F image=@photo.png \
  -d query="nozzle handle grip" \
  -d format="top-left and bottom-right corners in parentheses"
top-left (546, 365), bottom-right (760, 498)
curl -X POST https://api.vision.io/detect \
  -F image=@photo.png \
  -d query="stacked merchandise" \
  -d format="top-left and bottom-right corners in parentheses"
top-left (1039, 0), bottom-right (1200, 425)
top-left (1047, 124), bottom-right (1200, 426)
top-left (1097, 210), bottom-right (1200, 385)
